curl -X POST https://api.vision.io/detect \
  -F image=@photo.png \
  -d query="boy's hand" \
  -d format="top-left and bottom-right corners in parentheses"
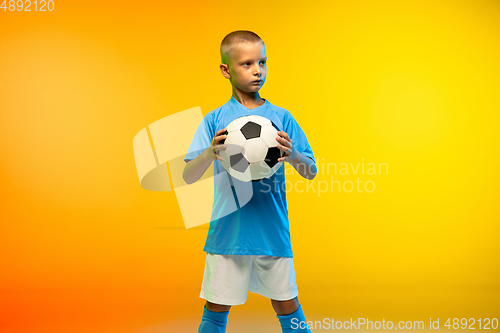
top-left (276, 131), bottom-right (297, 163)
top-left (207, 128), bottom-right (228, 162)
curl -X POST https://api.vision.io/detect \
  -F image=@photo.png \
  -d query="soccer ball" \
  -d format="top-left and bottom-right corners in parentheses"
top-left (218, 115), bottom-right (284, 182)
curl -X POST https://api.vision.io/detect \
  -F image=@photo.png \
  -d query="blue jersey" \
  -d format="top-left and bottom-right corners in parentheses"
top-left (184, 96), bottom-right (315, 257)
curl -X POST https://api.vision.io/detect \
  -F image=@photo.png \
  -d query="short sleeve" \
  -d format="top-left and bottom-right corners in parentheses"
top-left (282, 110), bottom-right (315, 163)
top-left (184, 112), bottom-right (214, 163)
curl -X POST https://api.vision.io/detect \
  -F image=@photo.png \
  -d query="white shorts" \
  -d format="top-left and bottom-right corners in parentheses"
top-left (200, 252), bottom-right (299, 306)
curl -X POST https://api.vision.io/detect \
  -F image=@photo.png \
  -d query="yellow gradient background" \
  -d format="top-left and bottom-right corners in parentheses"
top-left (1, 0), bottom-right (499, 332)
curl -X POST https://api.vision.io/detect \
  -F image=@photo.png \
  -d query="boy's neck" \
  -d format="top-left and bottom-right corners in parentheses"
top-left (232, 90), bottom-right (265, 109)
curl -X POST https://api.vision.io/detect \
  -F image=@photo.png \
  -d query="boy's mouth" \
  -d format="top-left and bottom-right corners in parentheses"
top-left (251, 80), bottom-right (262, 84)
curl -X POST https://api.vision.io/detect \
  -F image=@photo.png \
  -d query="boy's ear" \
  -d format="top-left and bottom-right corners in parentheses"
top-left (220, 63), bottom-right (231, 79)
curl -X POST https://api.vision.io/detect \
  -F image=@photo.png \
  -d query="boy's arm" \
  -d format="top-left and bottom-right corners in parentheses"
top-left (183, 148), bottom-right (214, 185)
top-left (288, 151), bottom-right (317, 180)
top-left (276, 130), bottom-right (317, 180)
top-left (183, 128), bottom-right (227, 184)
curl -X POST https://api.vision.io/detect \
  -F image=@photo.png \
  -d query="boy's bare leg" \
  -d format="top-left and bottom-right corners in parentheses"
top-left (206, 300), bottom-right (231, 312)
top-left (271, 296), bottom-right (300, 315)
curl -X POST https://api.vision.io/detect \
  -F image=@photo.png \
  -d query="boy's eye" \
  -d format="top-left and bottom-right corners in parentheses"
top-left (243, 61), bottom-right (266, 66)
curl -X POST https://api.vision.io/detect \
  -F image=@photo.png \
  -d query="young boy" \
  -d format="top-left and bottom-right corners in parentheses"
top-left (183, 30), bottom-right (317, 333)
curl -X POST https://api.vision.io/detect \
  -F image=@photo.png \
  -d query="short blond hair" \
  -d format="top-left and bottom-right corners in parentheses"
top-left (220, 30), bottom-right (264, 66)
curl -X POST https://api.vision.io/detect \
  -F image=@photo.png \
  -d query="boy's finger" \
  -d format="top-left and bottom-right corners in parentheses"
top-left (215, 152), bottom-right (224, 161)
top-left (280, 132), bottom-right (291, 142)
top-left (216, 134), bottom-right (227, 143)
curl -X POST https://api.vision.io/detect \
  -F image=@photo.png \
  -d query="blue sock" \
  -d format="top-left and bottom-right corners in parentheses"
top-left (277, 304), bottom-right (311, 332)
top-left (198, 304), bottom-right (230, 333)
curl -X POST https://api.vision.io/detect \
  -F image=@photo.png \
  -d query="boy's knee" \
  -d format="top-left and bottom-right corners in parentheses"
top-left (271, 296), bottom-right (299, 315)
top-left (199, 303), bottom-right (230, 333)
top-left (206, 300), bottom-right (231, 312)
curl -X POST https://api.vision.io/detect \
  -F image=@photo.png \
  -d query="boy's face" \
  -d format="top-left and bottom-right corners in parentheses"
top-left (222, 41), bottom-right (267, 93)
